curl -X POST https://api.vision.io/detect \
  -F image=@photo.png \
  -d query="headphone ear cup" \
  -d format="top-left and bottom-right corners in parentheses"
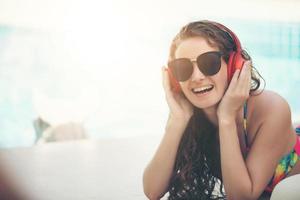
top-left (234, 52), bottom-right (246, 70)
top-left (167, 68), bottom-right (182, 93)
top-left (227, 52), bottom-right (235, 81)
top-left (227, 51), bottom-right (246, 81)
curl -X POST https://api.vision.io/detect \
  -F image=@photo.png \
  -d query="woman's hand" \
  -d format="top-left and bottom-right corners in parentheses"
top-left (162, 66), bottom-right (194, 122)
top-left (217, 61), bottom-right (252, 120)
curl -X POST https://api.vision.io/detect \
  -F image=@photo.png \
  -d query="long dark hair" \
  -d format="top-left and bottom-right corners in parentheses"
top-left (167, 20), bottom-right (264, 199)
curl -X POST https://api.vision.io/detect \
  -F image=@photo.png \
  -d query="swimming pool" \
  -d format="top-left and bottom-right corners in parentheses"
top-left (0, 20), bottom-right (299, 148)
top-left (228, 19), bottom-right (300, 121)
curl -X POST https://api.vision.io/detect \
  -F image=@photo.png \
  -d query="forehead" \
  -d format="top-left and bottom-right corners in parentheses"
top-left (175, 37), bottom-right (219, 59)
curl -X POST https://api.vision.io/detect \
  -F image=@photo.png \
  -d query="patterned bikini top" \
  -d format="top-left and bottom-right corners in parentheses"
top-left (243, 101), bottom-right (300, 193)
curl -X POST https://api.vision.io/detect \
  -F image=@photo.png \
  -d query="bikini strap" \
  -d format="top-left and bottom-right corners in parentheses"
top-left (243, 100), bottom-right (249, 148)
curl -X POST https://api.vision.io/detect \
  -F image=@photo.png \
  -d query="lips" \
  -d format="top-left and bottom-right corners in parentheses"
top-left (191, 85), bottom-right (214, 95)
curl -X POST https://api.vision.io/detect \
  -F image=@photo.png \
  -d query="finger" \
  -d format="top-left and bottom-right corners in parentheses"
top-left (246, 63), bottom-right (252, 88)
top-left (161, 66), bottom-right (175, 99)
top-left (247, 68), bottom-right (252, 95)
top-left (243, 67), bottom-right (251, 95)
top-left (161, 66), bottom-right (170, 91)
top-left (227, 68), bottom-right (240, 91)
top-left (240, 62), bottom-right (252, 97)
top-left (161, 67), bottom-right (185, 110)
top-left (238, 61), bottom-right (251, 82)
top-left (245, 62), bottom-right (252, 91)
top-left (237, 61), bottom-right (251, 89)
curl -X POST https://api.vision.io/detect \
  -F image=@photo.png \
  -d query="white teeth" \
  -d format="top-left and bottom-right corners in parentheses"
top-left (192, 85), bottom-right (213, 93)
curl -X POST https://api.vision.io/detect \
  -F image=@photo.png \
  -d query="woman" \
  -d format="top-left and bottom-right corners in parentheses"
top-left (143, 20), bottom-right (300, 200)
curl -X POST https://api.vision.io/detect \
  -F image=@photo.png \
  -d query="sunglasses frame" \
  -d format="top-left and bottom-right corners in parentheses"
top-left (168, 51), bottom-right (224, 82)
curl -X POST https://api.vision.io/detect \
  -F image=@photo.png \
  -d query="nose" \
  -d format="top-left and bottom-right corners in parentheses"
top-left (190, 62), bottom-right (205, 81)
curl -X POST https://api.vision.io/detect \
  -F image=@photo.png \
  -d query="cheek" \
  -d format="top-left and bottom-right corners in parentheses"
top-left (211, 64), bottom-right (228, 97)
top-left (179, 81), bottom-right (189, 93)
top-left (178, 81), bottom-right (193, 100)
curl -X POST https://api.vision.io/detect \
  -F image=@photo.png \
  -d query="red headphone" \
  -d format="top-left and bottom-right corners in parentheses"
top-left (168, 21), bottom-right (246, 93)
top-left (213, 21), bottom-right (246, 81)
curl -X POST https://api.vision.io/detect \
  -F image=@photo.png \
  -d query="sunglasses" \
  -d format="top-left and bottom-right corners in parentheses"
top-left (168, 51), bottom-right (224, 82)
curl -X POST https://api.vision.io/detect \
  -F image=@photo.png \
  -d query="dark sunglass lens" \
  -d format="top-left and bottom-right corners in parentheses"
top-left (168, 58), bottom-right (193, 81)
top-left (197, 52), bottom-right (221, 76)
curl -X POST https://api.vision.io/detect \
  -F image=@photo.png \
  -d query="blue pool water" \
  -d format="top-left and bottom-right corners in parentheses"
top-left (228, 20), bottom-right (300, 120)
top-left (0, 20), bottom-right (299, 148)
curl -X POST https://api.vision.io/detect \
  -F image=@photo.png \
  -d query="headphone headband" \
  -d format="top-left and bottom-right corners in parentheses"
top-left (207, 21), bottom-right (242, 52)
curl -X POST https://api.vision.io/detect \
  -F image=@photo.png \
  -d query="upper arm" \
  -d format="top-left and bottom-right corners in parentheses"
top-left (246, 92), bottom-right (293, 197)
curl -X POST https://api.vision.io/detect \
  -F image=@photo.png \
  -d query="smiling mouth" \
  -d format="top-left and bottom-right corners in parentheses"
top-left (191, 85), bottom-right (214, 95)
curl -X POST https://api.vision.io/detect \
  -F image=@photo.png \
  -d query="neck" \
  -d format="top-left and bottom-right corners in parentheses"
top-left (202, 106), bottom-right (219, 126)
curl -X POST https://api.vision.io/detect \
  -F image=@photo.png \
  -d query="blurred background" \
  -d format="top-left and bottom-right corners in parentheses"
top-left (0, 0), bottom-right (299, 148)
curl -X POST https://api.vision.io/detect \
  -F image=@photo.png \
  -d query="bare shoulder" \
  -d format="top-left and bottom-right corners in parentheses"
top-left (248, 89), bottom-right (291, 116)
top-left (247, 90), bottom-right (292, 141)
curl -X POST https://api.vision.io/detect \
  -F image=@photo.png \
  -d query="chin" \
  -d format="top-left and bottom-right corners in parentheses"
top-left (192, 98), bottom-right (221, 110)
top-left (184, 89), bottom-right (223, 110)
